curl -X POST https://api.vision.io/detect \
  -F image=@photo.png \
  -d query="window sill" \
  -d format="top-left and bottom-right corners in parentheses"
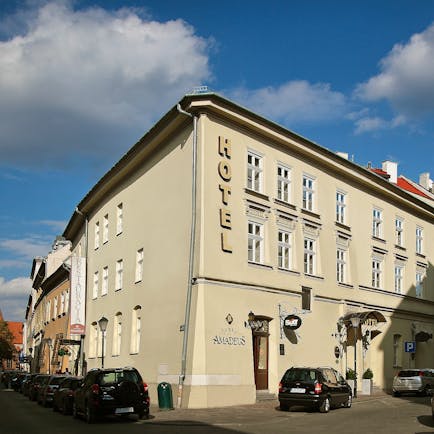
top-left (274, 199), bottom-right (297, 211)
top-left (245, 188), bottom-right (269, 202)
top-left (248, 261), bottom-right (273, 270)
top-left (304, 273), bottom-right (324, 280)
top-left (338, 282), bottom-right (354, 289)
top-left (394, 244), bottom-right (406, 251)
top-left (301, 209), bottom-right (321, 220)
top-left (416, 252), bottom-right (426, 259)
top-left (277, 268), bottom-right (300, 276)
top-left (372, 236), bottom-right (386, 243)
top-left (335, 222), bottom-right (351, 232)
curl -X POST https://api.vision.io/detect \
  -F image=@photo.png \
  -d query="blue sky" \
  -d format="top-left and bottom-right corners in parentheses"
top-left (1, 0), bottom-right (433, 321)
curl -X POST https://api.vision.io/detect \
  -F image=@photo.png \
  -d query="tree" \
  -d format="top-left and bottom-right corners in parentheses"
top-left (0, 320), bottom-right (15, 363)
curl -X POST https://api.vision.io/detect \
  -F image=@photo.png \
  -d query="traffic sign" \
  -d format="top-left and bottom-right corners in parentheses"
top-left (404, 341), bottom-right (416, 353)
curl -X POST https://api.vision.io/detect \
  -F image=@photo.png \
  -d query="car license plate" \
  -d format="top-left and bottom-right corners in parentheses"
top-left (115, 407), bottom-right (134, 414)
top-left (290, 387), bottom-right (306, 393)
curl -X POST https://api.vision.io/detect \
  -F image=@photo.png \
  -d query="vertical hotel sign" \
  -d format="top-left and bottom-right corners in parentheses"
top-left (218, 136), bottom-right (232, 253)
top-left (70, 256), bottom-right (86, 335)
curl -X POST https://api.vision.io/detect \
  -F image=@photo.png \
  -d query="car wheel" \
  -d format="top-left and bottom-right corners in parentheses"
top-left (138, 408), bottom-right (149, 419)
top-left (72, 402), bottom-right (79, 419)
top-left (393, 391), bottom-right (401, 397)
top-left (62, 399), bottom-right (69, 416)
top-left (85, 404), bottom-right (95, 424)
top-left (279, 402), bottom-right (289, 411)
top-left (344, 394), bottom-right (352, 408)
top-left (319, 397), bottom-right (330, 413)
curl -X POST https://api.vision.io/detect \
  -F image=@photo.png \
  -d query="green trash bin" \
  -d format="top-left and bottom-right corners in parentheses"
top-left (157, 382), bottom-right (173, 410)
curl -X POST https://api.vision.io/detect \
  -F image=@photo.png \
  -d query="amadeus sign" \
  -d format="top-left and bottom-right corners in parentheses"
top-left (283, 315), bottom-right (302, 330)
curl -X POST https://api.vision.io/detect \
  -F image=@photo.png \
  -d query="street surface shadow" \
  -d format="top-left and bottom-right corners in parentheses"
top-left (417, 415), bottom-right (434, 429)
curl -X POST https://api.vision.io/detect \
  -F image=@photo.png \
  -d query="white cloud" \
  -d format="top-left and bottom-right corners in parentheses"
top-left (0, 1), bottom-right (211, 168)
top-left (0, 236), bottom-right (52, 260)
top-left (356, 23), bottom-right (434, 117)
top-left (229, 80), bottom-right (347, 125)
top-left (0, 276), bottom-right (31, 321)
top-left (39, 220), bottom-right (67, 232)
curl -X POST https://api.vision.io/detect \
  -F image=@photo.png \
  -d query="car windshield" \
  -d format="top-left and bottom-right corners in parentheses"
top-left (398, 370), bottom-right (421, 377)
top-left (284, 369), bottom-right (317, 382)
top-left (99, 371), bottom-right (139, 385)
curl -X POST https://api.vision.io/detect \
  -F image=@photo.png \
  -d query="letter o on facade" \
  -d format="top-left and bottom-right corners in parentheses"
top-left (218, 161), bottom-right (232, 182)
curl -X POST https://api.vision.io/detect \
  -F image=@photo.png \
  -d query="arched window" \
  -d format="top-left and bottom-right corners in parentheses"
top-left (130, 306), bottom-right (141, 354)
top-left (112, 312), bottom-right (122, 356)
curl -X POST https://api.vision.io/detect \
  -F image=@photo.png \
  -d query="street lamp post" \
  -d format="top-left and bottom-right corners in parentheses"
top-left (98, 317), bottom-right (108, 369)
top-left (350, 316), bottom-right (361, 398)
top-left (46, 338), bottom-right (52, 374)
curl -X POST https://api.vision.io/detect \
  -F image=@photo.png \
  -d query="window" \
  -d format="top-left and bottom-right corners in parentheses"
top-left (303, 237), bottom-right (316, 275)
top-left (395, 217), bottom-right (404, 246)
top-left (112, 313), bottom-right (122, 356)
top-left (248, 221), bottom-right (264, 263)
top-left (247, 151), bottom-right (263, 192)
top-left (302, 287), bottom-right (311, 311)
top-left (336, 248), bottom-right (346, 283)
top-left (336, 191), bottom-right (346, 224)
top-left (135, 248), bottom-right (144, 282)
top-left (115, 259), bottom-right (123, 291)
top-left (394, 265), bottom-right (403, 294)
top-left (302, 175), bottom-right (315, 211)
top-left (393, 334), bottom-right (402, 367)
top-left (131, 306), bottom-right (141, 354)
top-left (65, 291), bottom-right (69, 312)
top-left (45, 300), bottom-right (51, 323)
top-left (416, 227), bottom-right (423, 254)
top-left (116, 203), bottom-right (123, 235)
top-left (93, 271), bottom-right (99, 299)
top-left (94, 221), bottom-right (100, 250)
top-left (278, 230), bottom-right (292, 270)
top-left (372, 258), bottom-right (382, 288)
top-left (372, 208), bottom-right (382, 238)
top-left (101, 266), bottom-right (108, 296)
top-left (60, 292), bottom-right (65, 314)
top-left (53, 296), bottom-right (58, 318)
top-left (277, 164), bottom-right (291, 203)
top-left (103, 214), bottom-right (109, 244)
top-left (416, 271), bottom-right (424, 298)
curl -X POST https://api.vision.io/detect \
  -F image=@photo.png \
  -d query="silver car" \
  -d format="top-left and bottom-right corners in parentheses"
top-left (392, 369), bottom-right (434, 396)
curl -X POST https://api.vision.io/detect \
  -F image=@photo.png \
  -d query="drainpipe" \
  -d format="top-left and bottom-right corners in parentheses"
top-left (176, 103), bottom-right (198, 408)
top-left (75, 207), bottom-right (88, 376)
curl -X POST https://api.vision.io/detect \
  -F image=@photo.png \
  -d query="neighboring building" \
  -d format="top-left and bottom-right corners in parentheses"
top-left (0, 310), bottom-right (23, 370)
top-left (62, 92), bottom-right (434, 408)
top-left (26, 237), bottom-right (73, 373)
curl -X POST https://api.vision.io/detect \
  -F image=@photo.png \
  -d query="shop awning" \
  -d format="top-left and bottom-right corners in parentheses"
top-left (341, 311), bottom-right (386, 344)
top-left (341, 310), bottom-right (386, 325)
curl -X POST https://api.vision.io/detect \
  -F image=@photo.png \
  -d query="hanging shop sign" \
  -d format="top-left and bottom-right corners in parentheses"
top-left (283, 315), bottom-right (302, 330)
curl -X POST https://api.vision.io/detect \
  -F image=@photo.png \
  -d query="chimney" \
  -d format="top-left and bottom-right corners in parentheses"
top-left (419, 172), bottom-right (433, 192)
top-left (336, 152), bottom-right (349, 160)
top-left (382, 161), bottom-right (398, 184)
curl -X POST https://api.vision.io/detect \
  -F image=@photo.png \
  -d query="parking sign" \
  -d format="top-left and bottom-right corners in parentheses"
top-left (404, 341), bottom-right (416, 353)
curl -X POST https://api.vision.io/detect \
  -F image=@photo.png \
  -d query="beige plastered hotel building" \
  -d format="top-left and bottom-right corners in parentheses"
top-left (63, 92), bottom-right (434, 408)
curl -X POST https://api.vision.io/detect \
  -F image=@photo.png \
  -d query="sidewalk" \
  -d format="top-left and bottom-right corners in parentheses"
top-left (146, 390), bottom-right (390, 425)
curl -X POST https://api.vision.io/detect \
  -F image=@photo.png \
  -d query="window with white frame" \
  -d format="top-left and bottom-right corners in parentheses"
top-left (130, 306), bottom-right (141, 354)
top-left (103, 214), bottom-right (109, 244)
top-left (65, 291), bottom-right (69, 312)
top-left (101, 266), bottom-right (108, 296)
top-left (115, 259), bottom-right (123, 291)
top-left (248, 221), bottom-right (264, 263)
top-left (116, 203), bottom-right (123, 235)
top-left (135, 248), bottom-right (144, 282)
top-left (394, 265), bottom-right (404, 294)
top-left (336, 191), bottom-right (346, 224)
top-left (94, 221), bottom-right (100, 250)
top-left (278, 230), bottom-right (292, 270)
top-left (53, 296), bottom-right (58, 318)
top-left (60, 292), bottom-right (65, 314)
top-left (112, 313), bottom-right (122, 356)
top-left (393, 334), bottom-right (402, 367)
top-left (277, 164), bottom-right (291, 203)
top-left (89, 322), bottom-right (98, 358)
top-left (395, 217), bottom-right (404, 247)
top-left (416, 270), bottom-right (424, 298)
top-left (372, 258), bottom-right (382, 288)
top-left (372, 208), bottom-right (383, 238)
top-left (303, 237), bottom-right (316, 275)
top-left (45, 301), bottom-right (51, 323)
top-left (302, 175), bottom-right (315, 211)
top-left (92, 271), bottom-right (99, 299)
top-left (336, 248), bottom-right (346, 283)
top-left (302, 286), bottom-right (312, 311)
top-left (247, 151), bottom-right (263, 192)
top-left (416, 226), bottom-right (423, 254)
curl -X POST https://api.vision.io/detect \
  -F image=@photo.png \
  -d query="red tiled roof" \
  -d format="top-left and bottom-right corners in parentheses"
top-left (397, 177), bottom-right (431, 199)
top-left (371, 168), bottom-right (390, 179)
top-left (7, 322), bottom-right (23, 345)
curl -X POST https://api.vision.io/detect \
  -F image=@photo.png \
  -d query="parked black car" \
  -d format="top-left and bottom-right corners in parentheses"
top-left (29, 374), bottom-right (50, 401)
top-left (22, 374), bottom-right (38, 397)
top-left (38, 375), bottom-right (66, 407)
top-left (278, 366), bottom-right (352, 413)
top-left (73, 367), bottom-right (150, 423)
top-left (53, 376), bottom-right (83, 415)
